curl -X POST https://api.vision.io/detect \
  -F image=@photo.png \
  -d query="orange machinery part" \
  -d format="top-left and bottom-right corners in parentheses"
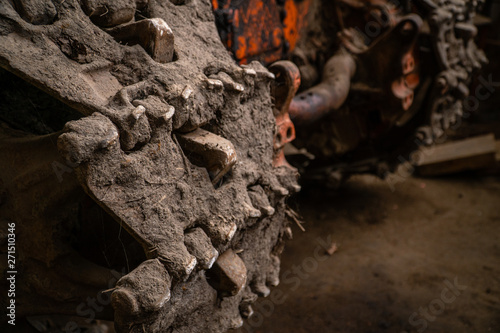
top-left (212, 0), bottom-right (312, 65)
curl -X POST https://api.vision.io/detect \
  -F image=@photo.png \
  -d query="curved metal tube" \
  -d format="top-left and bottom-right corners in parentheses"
top-left (289, 50), bottom-right (356, 124)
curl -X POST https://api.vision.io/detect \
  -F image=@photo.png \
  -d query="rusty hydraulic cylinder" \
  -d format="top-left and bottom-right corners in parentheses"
top-left (289, 50), bottom-right (356, 124)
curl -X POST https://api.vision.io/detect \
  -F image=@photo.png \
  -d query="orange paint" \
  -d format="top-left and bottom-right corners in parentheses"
top-left (235, 35), bottom-right (247, 60)
top-left (213, 0), bottom-right (312, 65)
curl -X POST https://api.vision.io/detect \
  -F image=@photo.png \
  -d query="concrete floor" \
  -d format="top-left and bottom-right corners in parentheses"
top-left (236, 173), bottom-right (500, 333)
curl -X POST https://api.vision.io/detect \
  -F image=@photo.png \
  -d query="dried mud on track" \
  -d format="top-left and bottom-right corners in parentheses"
top-left (237, 173), bottom-right (500, 333)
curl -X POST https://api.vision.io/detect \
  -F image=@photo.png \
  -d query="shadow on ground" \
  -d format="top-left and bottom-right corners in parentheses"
top-left (236, 173), bottom-right (500, 333)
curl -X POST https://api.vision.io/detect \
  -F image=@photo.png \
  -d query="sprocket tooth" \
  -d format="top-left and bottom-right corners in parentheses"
top-left (184, 228), bottom-right (219, 270)
top-left (244, 202), bottom-right (262, 218)
top-left (109, 106), bottom-right (152, 151)
top-left (152, 241), bottom-right (197, 280)
top-left (112, 259), bottom-right (171, 328)
top-left (57, 113), bottom-right (119, 165)
top-left (251, 281), bottom-right (271, 297)
top-left (266, 255), bottom-right (281, 287)
top-left (132, 96), bottom-right (176, 123)
top-left (205, 78), bottom-right (225, 91)
top-left (80, 0), bottom-right (136, 27)
top-left (246, 60), bottom-right (276, 81)
top-left (198, 218), bottom-right (237, 245)
top-left (240, 304), bottom-right (254, 319)
top-left (229, 315), bottom-right (244, 329)
top-left (239, 290), bottom-right (258, 318)
top-left (211, 72), bottom-right (245, 92)
top-left (248, 185), bottom-right (275, 216)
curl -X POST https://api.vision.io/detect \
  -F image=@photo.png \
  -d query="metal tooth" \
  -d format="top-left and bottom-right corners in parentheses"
top-left (131, 105), bottom-right (146, 121)
top-left (256, 70), bottom-right (276, 80)
top-left (274, 186), bottom-right (289, 196)
top-left (181, 85), bottom-right (193, 100)
top-left (184, 228), bottom-right (220, 270)
top-left (215, 73), bottom-right (245, 92)
top-left (201, 219), bottom-right (237, 245)
top-left (112, 288), bottom-right (140, 316)
top-left (205, 78), bottom-right (224, 90)
top-left (253, 283), bottom-right (270, 297)
top-left (230, 316), bottom-right (244, 329)
top-left (291, 184), bottom-right (301, 193)
top-left (152, 288), bottom-right (171, 310)
top-left (112, 259), bottom-right (171, 317)
top-left (206, 250), bottom-right (219, 269)
top-left (157, 249), bottom-right (197, 280)
top-left (267, 275), bottom-right (280, 287)
top-left (184, 256), bottom-right (197, 276)
top-left (245, 204), bottom-right (262, 218)
top-left (264, 71), bottom-right (275, 80)
top-left (98, 127), bottom-right (119, 149)
top-left (263, 206), bottom-right (275, 216)
top-left (226, 223), bottom-right (237, 242)
top-left (222, 80), bottom-right (244, 92)
top-left (248, 186), bottom-right (275, 216)
top-left (267, 255), bottom-right (281, 287)
top-left (240, 304), bottom-right (254, 318)
top-left (242, 68), bottom-right (257, 77)
top-left (163, 105), bottom-right (175, 121)
top-left (229, 82), bottom-right (244, 92)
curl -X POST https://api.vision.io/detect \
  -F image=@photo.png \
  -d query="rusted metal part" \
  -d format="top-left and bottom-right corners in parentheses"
top-left (107, 18), bottom-right (175, 64)
top-left (391, 52), bottom-right (419, 112)
top-left (293, 13), bottom-right (421, 127)
top-left (273, 113), bottom-right (296, 167)
top-left (212, 0), bottom-right (312, 65)
top-left (336, 0), bottom-right (401, 54)
top-left (289, 50), bottom-right (356, 124)
top-left (176, 128), bottom-right (237, 185)
top-left (354, 14), bottom-right (422, 123)
top-left (268, 60), bottom-right (301, 168)
top-left (206, 249), bottom-right (247, 297)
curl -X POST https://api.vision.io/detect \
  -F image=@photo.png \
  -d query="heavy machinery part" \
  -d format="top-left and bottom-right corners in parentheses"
top-left (289, 49), bottom-right (356, 124)
top-left (0, 0), bottom-right (299, 332)
top-left (211, 0), bottom-right (487, 185)
top-left (212, 0), bottom-right (313, 65)
top-left (268, 60), bottom-right (301, 168)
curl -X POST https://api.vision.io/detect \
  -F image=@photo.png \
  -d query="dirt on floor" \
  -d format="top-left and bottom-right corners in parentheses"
top-left (236, 172), bottom-right (500, 333)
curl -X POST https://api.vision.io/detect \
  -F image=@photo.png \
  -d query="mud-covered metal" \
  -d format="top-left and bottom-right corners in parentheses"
top-left (0, 0), bottom-right (489, 331)
top-left (0, 0), bottom-right (299, 332)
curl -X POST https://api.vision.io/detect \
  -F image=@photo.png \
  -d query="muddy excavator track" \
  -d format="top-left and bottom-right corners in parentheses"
top-left (0, 0), bottom-right (298, 332)
top-left (0, 0), bottom-right (488, 332)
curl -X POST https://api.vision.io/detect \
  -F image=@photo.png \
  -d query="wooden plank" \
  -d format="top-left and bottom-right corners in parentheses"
top-left (416, 134), bottom-right (497, 176)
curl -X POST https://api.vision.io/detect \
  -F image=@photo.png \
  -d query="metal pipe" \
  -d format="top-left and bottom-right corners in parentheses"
top-left (289, 50), bottom-right (356, 124)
